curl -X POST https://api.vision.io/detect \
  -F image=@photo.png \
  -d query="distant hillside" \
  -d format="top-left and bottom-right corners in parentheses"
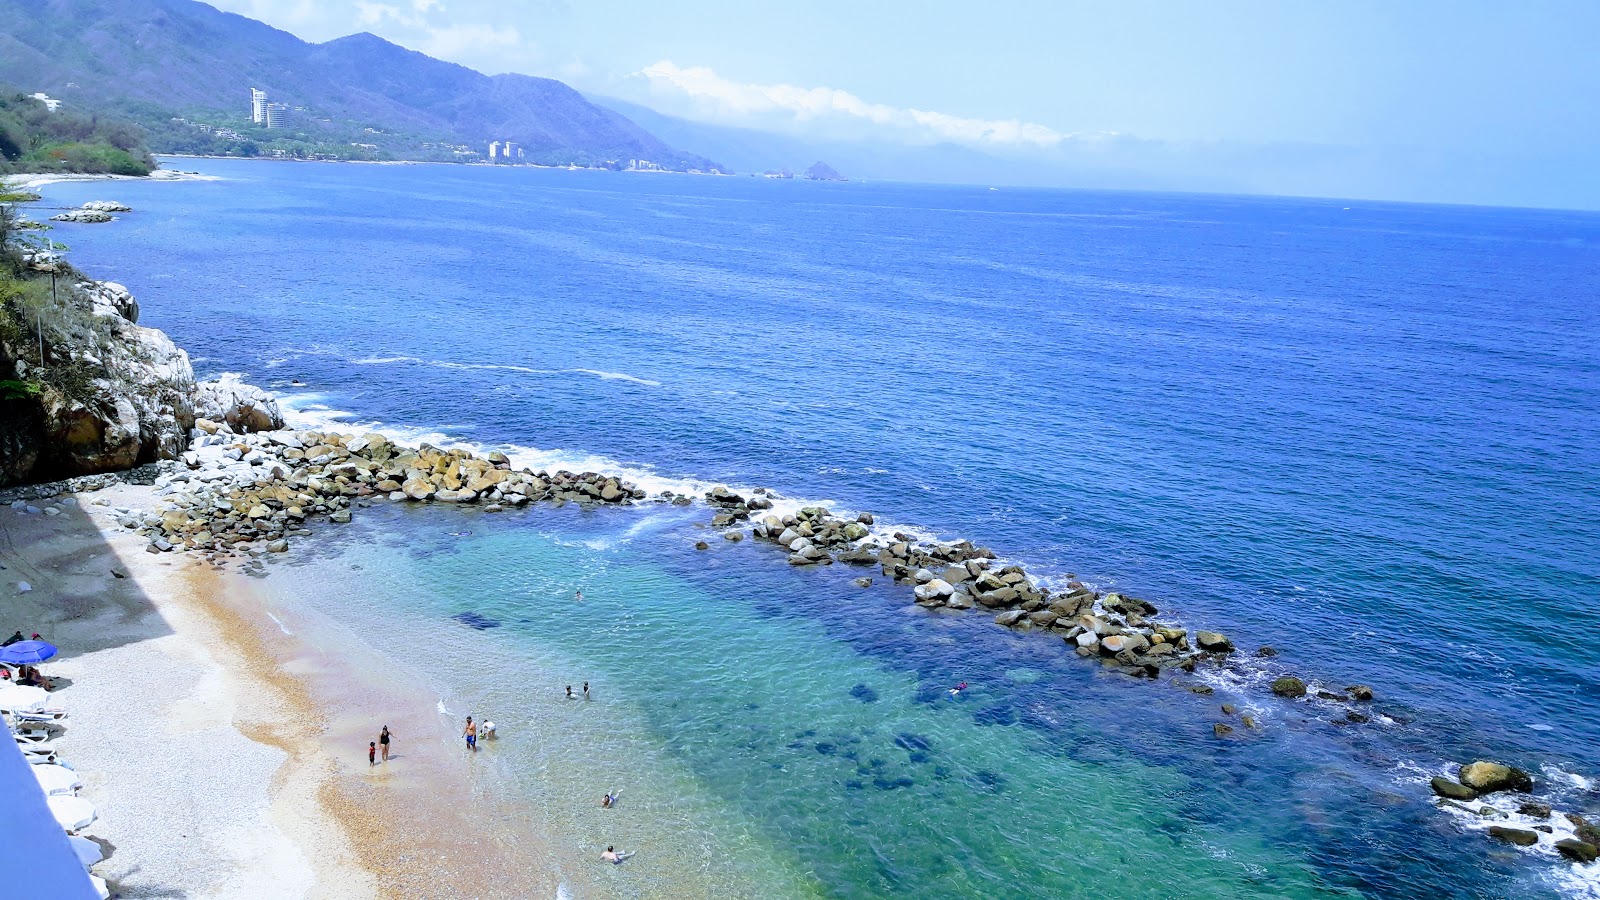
top-left (0, 87), bottom-right (154, 176)
top-left (0, 0), bottom-right (720, 169)
top-left (590, 95), bottom-right (1020, 185)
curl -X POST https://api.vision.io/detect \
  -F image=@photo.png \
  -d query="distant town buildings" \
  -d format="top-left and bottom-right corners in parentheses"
top-left (628, 159), bottom-right (666, 172)
top-left (488, 141), bottom-right (524, 163)
top-left (29, 92), bottom-right (60, 112)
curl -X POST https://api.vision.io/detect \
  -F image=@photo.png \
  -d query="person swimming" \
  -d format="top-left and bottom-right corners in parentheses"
top-left (948, 682), bottom-right (969, 697)
top-left (600, 845), bottom-right (635, 864)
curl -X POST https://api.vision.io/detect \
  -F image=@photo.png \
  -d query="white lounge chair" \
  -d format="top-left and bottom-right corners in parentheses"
top-left (9, 708), bottom-right (67, 722)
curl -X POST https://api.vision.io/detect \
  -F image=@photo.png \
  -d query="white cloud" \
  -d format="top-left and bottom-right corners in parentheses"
top-left (639, 61), bottom-right (1073, 149)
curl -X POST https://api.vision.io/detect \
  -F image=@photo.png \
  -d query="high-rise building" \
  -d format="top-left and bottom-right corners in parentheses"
top-left (489, 141), bottom-right (501, 160)
top-left (265, 103), bottom-right (292, 129)
top-left (251, 88), bottom-right (267, 124)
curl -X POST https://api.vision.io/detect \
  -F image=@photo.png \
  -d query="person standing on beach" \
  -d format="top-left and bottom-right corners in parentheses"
top-left (379, 725), bottom-right (392, 762)
top-left (368, 741), bottom-right (377, 766)
top-left (464, 716), bottom-right (478, 751)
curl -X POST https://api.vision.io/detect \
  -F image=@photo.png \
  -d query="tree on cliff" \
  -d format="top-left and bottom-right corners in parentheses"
top-left (0, 88), bottom-right (154, 176)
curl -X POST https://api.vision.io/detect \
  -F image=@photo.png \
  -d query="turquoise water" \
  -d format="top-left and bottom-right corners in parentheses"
top-left (40, 158), bottom-right (1600, 897)
top-left (272, 502), bottom-right (1353, 899)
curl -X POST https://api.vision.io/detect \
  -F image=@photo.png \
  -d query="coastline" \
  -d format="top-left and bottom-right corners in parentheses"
top-left (2, 169), bottom-right (218, 192)
top-left (8, 162), bottom-right (1597, 897)
top-left (0, 478), bottom-right (542, 897)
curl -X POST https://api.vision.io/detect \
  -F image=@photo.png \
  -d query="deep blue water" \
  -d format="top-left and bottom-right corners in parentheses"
top-left (39, 159), bottom-right (1600, 898)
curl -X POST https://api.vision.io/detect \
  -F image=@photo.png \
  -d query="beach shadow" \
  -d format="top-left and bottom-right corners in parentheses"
top-left (108, 864), bottom-right (191, 898)
top-left (0, 497), bottom-right (179, 660)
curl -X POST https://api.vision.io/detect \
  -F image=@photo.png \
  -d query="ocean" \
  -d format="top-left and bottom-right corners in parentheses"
top-left (40, 158), bottom-right (1600, 898)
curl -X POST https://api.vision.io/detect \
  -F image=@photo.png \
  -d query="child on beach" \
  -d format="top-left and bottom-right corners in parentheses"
top-left (368, 742), bottom-right (376, 766)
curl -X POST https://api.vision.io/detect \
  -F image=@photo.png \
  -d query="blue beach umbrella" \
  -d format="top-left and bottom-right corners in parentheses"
top-left (0, 641), bottom-right (58, 666)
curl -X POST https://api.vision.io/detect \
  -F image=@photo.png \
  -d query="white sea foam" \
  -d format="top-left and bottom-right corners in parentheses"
top-left (572, 368), bottom-right (662, 387)
top-left (264, 611), bottom-right (293, 636)
top-left (344, 353), bottom-right (663, 386)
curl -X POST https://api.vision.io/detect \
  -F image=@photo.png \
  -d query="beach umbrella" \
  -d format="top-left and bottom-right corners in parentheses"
top-left (47, 794), bottom-right (96, 832)
top-left (0, 640), bottom-right (58, 665)
top-left (0, 683), bottom-right (50, 712)
top-left (32, 763), bottom-right (81, 795)
top-left (68, 835), bottom-right (104, 868)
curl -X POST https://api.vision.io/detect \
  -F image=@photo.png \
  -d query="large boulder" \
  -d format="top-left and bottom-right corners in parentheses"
top-left (194, 374), bottom-right (284, 433)
top-left (1458, 761), bottom-right (1533, 794)
top-left (1195, 631), bottom-right (1234, 652)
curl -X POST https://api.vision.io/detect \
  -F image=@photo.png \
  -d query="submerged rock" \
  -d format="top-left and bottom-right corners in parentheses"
top-left (1270, 676), bottom-right (1307, 698)
top-left (1431, 777), bottom-right (1478, 801)
top-left (1556, 839), bottom-right (1599, 863)
top-left (1487, 826), bottom-right (1539, 847)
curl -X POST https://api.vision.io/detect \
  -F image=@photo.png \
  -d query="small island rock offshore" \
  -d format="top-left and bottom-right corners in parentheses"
top-left (803, 161), bottom-right (846, 181)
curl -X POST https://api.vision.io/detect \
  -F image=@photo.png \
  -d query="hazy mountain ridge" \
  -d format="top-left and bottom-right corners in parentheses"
top-left (0, 0), bottom-right (719, 169)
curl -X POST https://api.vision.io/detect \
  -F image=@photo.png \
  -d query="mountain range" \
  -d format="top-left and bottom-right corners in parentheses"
top-left (0, 0), bottom-right (719, 169)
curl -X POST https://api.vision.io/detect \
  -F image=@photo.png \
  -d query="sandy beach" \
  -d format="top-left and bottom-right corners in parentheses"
top-left (2, 169), bottom-right (219, 193)
top-left (0, 479), bottom-right (540, 898)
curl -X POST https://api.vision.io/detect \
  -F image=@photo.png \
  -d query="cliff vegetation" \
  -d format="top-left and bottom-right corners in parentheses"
top-left (0, 88), bottom-right (155, 176)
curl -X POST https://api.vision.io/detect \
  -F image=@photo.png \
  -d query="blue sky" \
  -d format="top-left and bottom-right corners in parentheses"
top-left (211, 0), bottom-right (1600, 207)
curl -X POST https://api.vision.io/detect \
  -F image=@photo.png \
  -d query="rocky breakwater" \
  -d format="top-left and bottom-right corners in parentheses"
top-left (709, 491), bottom-right (1214, 679)
top-left (130, 426), bottom-right (648, 564)
top-left (0, 276), bottom-right (194, 486)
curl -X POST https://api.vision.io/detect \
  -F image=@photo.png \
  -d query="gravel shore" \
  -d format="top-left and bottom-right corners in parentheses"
top-left (0, 482), bottom-right (407, 897)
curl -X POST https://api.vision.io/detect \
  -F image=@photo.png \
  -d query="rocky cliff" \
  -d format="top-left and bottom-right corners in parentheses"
top-left (0, 263), bottom-right (195, 486)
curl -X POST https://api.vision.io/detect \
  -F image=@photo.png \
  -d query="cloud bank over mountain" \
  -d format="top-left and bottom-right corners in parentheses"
top-left (637, 61), bottom-right (1084, 151)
